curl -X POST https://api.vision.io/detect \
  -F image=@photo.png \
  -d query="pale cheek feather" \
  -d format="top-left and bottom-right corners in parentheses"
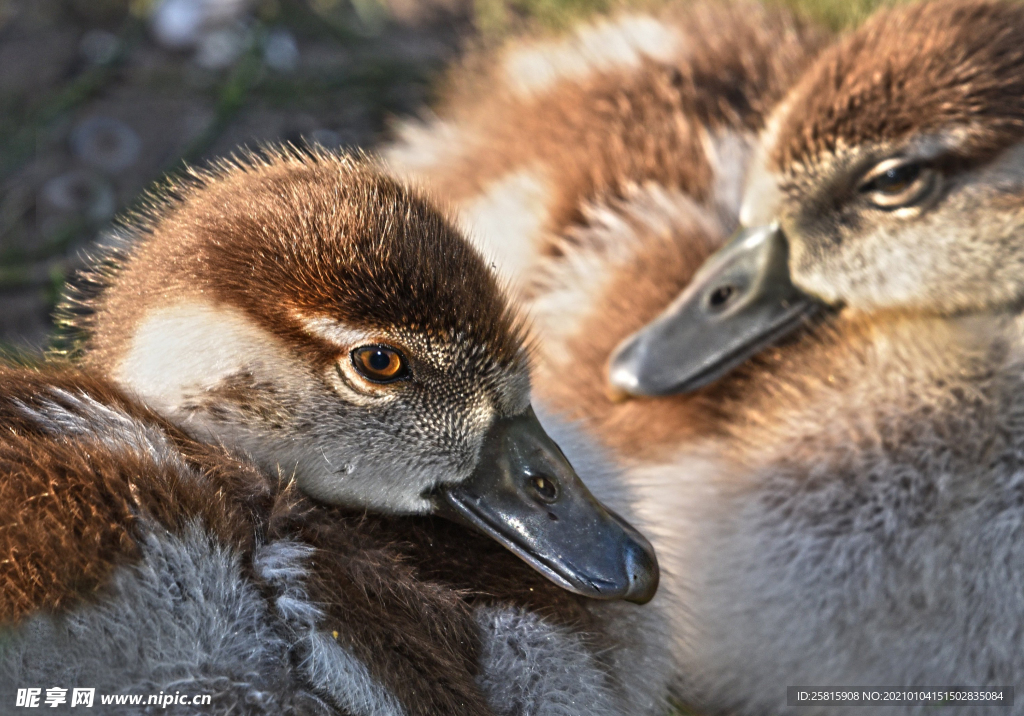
top-left (701, 128), bottom-right (756, 221)
top-left (739, 98), bottom-right (796, 229)
top-left (737, 158), bottom-right (783, 228)
top-left (115, 302), bottom-right (298, 416)
top-left (382, 118), bottom-right (477, 181)
top-left (459, 169), bottom-right (551, 283)
top-left (532, 185), bottom-right (723, 361)
top-left (501, 15), bottom-right (684, 97)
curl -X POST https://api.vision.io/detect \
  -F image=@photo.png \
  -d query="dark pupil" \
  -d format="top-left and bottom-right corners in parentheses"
top-left (367, 350), bottom-right (392, 371)
top-left (878, 164), bottom-right (919, 193)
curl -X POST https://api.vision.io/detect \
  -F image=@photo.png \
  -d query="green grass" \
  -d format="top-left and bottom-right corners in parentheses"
top-left (778, 0), bottom-right (900, 30)
top-left (470, 0), bottom-right (898, 38)
top-left (667, 697), bottom-right (707, 716)
top-left (473, 0), bottom-right (613, 35)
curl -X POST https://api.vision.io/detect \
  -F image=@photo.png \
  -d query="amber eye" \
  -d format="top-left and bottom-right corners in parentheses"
top-left (351, 345), bottom-right (408, 383)
top-left (858, 158), bottom-right (938, 210)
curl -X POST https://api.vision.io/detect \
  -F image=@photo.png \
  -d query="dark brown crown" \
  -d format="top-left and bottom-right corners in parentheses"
top-left (771, 0), bottom-right (1024, 173)
top-left (70, 149), bottom-right (527, 371)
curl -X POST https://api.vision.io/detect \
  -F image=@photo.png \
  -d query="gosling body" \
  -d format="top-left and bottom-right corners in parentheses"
top-left (564, 1), bottom-right (1024, 713)
top-left (5, 150), bottom-right (665, 714)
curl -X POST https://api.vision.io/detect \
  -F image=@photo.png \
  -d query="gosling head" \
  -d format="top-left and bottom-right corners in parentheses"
top-left (67, 149), bottom-right (658, 603)
top-left (610, 0), bottom-right (1024, 396)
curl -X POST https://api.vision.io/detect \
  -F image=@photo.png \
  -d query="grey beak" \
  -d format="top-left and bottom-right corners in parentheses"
top-left (436, 408), bottom-right (659, 604)
top-left (607, 223), bottom-right (824, 396)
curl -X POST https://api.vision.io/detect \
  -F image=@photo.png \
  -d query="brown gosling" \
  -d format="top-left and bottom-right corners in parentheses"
top-left (566, 1), bottom-right (1024, 713)
top-left (0, 151), bottom-right (660, 715)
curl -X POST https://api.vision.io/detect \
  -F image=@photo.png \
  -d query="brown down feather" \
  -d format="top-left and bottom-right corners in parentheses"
top-left (411, 0), bottom-right (829, 259)
top-left (771, 0), bottom-right (1024, 174)
top-left (65, 148), bottom-right (527, 377)
top-left (0, 363), bottom-right (597, 716)
top-left (0, 365), bottom-right (271, 623)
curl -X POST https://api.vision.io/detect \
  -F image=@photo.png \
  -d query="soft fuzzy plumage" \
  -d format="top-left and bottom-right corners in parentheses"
top-left (7, 150), bottom-right (665, 714)
top-left (386, 0), bottom-right (828, 282)
top-left (1, 525), bottom-right (318, 715)
top-left (0, 363), bottom-right (653, 715)
top-left (382, 5), bottom-right (835, 712)
top-left (770, 0), bottom-right (1024, 173)
top-left (527, 168), bottom-right (1024, 716)
top-left (752, 0), bottom-right (1024, 315)
top-left (0, 366), bottom-right (323, 713)
top-left (524, 2), bottom-right (1024, 714)
top-left (56, 149), bottom-right (540, 516)
top-left (0, 367), bottom-right (267, 624)
top-left (67, 148), bottom-right (526, 373)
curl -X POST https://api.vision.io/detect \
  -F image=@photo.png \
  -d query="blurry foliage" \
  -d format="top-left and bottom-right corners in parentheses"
top-left (471, 0), bottom-right (897, 37)
top-left (777, 0), bottom-right (898, 30)
top-left (473, 0), bottom-right (612, 35)
top-left (63, 0), bottom-right (134, 24)
top-left (0, 0), bottom-right (458, 349)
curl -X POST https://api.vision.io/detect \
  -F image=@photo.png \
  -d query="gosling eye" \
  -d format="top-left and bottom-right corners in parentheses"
top-left (351, 345), bottom-right (409, 383)
top-left (857, 158), bottom-right (938, 210)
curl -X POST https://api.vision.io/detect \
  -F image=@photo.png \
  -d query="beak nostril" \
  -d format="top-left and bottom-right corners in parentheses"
top-left (528, 474), bottom-right (559, 503)
top-left (708, 284), bottom-right (736, 309)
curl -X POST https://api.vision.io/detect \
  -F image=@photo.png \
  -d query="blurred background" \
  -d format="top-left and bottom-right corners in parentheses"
top-left (0, 0), bottom-right (885, 356)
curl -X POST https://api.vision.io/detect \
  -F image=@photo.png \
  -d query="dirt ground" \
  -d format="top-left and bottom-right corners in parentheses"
top-left (0, 0), bottom-right (477, 353)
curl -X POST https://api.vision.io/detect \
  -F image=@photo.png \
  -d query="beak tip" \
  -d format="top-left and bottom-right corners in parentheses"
top-left (608, 331), bottom-right (686, 399)
top-left (603, 223), bottom-right (824, 399)
top-left (607, 363), bottom-right (677, 400)
top-left (607, 338), bottom-right (652, 399)
top-left (444, 408), bottom-right (661, 604)
top-left (622, 535), bottom-right (660, 604)
top-left (607, 353), bottom-right (638, 388)
top-left (605, 362), bottom-right (638, 402)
